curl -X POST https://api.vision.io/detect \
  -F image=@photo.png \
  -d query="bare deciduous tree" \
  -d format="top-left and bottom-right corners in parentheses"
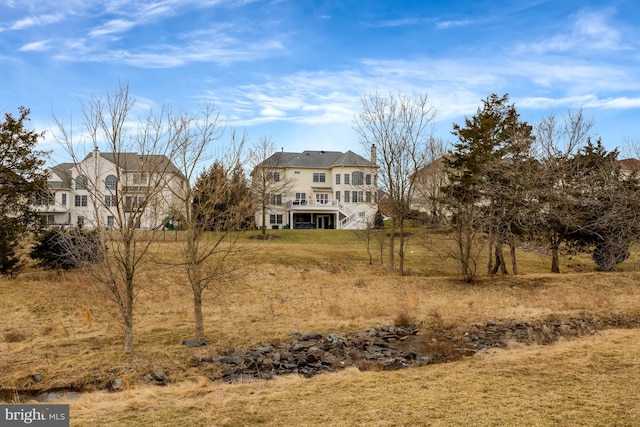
top-left (248, 136), bottom-right (295, 235)
top-left (353, 91), bottom-right (437, 275)
top-left (169, 111), bottom-right (249, 340)
top-left (53, 83), bottom-right (186, 353)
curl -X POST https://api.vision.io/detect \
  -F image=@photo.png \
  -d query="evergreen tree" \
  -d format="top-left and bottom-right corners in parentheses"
top-left (442, 94), bottom-right (535, 280)
top-left (0, 107), bottom-right (47, 275)
top-left (560, 139), bottom-right (640, 271)
top-left (193, 162), bottom-right (252, 231)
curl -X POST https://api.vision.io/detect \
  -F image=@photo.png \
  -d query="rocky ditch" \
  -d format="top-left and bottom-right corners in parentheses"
top-left (4, 313), bottom-right (640, 402)
top-left (196, 313), bottom-right (640, 383)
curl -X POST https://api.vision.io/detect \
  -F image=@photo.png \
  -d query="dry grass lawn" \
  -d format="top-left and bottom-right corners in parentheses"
top-left (2, 229), bottom-right (640, 426)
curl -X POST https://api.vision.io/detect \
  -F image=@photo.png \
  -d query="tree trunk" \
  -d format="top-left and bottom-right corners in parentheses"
top-left (551, 247), bottom-right (560, 273)
top-left (458, 222), bottom-right (474, 283)
top-left (490, 245), bottom-right (508, 275)
top-left (398, 218), bottom-right (405, 276)
top-left (194, 290), bottom-right (205, 339)
top-left (261, 205), bottom-right (267, 235)
top-left (123, 309), bottom-right (134, 354)
top-left (550, 230), bottom-right (562, 273)
top-left (123, 266), bottom-right (135, 354)
top-left (487, 240), bottom-right (494, 274)
top-left (510, 243), bottom-right (519, 275)
top-left (388, 217), bottom-right (396, 273)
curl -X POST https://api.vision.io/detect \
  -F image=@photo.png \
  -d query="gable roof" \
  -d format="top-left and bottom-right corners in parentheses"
top-left (260, 150), bottom-right (377, 169)
top-left (48, 163), bottom-right (74, 189)
top-left (81, 152), bottom-right (182, 175)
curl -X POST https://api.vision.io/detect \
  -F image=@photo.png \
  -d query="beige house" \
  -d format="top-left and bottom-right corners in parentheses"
top-left (35, 150), bottom-right (186, 230)
top-left (253, 150), bottom-right (379, 230)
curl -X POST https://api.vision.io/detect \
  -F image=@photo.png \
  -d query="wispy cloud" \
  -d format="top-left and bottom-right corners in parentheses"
top-left (367, 17), bottom-right (431, 28)
top-left (517, 95), bottom-right (640, 110)
top-left (19, 40), bottom-right (51, 52)
top-left (8, 13), bottom-right (63, 30)
top-left (517, 9), bottom-right (626, 54)
top-left (55, 34), bottom-right (285, 68)
top-left (89, 19), bottom-right (136, 37)
top-left (204, 42), bottom-right (640, 132)
top-left (435, 19), bottom-right (473, 29)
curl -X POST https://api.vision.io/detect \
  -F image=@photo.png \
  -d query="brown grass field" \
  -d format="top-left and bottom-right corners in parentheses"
top-left (2, 229), bottom-right (640, 426)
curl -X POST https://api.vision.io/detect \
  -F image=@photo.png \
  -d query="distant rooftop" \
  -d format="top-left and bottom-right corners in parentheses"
top-left (259, 150), bottom-right (377, 169)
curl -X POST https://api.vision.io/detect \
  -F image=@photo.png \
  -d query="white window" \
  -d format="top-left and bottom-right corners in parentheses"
top-left (344, 190), bottom-right (350, 203)
top-left (335, 191), bottom-right (340, 202)
top-left (344, 174), bottom-right (349, 185)
top-left (107, 216), bottom-right (115, 228)
top-left (352, 171), bottom-right (364, 185)
top-left (313, 173), bottom-right (326, 183)
top-left (105, 195), bottom-right (116, 207)
top-left (269, 214), bottom-right (283, 224)
top-left (335, 174), bottom-right (341, 185)
top-left (294, 193), bottom-right (306, 205)
top-left (125, 196), bottom-right (144, 210)
top-left (61, 194), bottom-right (67, 206)
top-left (316, 194), bottom-right (328, 205)
top-left (75, 176), bottom-right (88, 190)
top-left (271, 194), bottom-right (282, 205)
top-left (269, 171), bottom-right (280, 182)
top-left (133, 174), bottom-right (148, 185)
top-left (74, 195), bottom-right (88, 207)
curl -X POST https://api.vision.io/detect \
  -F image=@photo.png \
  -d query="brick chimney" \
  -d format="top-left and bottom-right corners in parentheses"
top-left (371, 144), bottom-right (377, 164)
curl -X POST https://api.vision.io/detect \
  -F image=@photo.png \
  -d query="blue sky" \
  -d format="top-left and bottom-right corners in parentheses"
top-left (2, 0), bottom-right (640, 164)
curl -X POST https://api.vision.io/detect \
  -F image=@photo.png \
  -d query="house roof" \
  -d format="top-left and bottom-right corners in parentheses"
top-left (81, 152), bottom-right (183, 175)
top-left (619, 158), bottom-right (640, 172)
top-left (48, 163), bottom-right (74, 189)
top-left (260, 150), bottom-right (377, 169)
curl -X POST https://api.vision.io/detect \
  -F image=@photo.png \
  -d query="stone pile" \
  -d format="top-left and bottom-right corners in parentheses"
top-left (198, 315), bottom-right (631, 383)
top-left (199, 325), bottom-right (431, 383)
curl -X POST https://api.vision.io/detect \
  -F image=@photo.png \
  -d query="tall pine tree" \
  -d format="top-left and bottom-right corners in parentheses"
top-left (0, 107), bottom-right (48, 275)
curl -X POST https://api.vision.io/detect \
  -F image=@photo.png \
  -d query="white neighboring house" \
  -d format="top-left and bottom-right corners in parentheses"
top-left (252, 149), bottom-right (379, 230)
top-left (35, 150), bottom-right (186, 230)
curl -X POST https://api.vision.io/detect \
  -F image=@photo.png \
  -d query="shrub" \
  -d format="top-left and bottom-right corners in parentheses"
top-left (0, 225), bottom-right (22, 276)
top-left (30, 228), bottom-right (102, 270)
top-left (373, 210), bottom-right (385, 229)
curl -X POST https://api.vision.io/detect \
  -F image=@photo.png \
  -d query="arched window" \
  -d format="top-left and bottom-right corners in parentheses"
top-left (105, 175), bottom-right (117, 190)
top-left (75, 175), bottom-right (88, 190)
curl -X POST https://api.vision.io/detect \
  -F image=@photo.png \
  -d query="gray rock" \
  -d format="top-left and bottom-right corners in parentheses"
top-left (32, 374), bottom-right (44, 383)
top-left (302, 332), bottom-right (322, 341)
top-left (253, 345), bottom-right (273, 353)
top-left (112, 378), bottom-right (124, 390)
top-left (141, 374), bottom-right (154, 384)
top-left (183, 339), bottom-right (208, 347)
top-left (152, 368), bottom-right (167, 382)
